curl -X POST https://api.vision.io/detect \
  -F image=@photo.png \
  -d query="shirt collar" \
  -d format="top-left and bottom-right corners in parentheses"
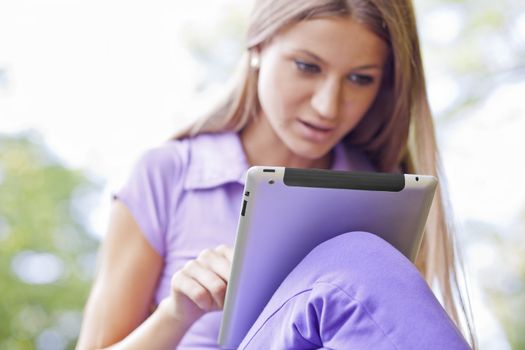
top-left (183, 132), bottom-right (374, 190)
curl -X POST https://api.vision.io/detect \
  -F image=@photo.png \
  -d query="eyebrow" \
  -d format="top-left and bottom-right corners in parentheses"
top-left (297, 49), bottom-right (383, 71)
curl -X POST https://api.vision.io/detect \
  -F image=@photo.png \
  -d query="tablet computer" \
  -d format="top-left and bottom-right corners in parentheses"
top-left (218, 166), bottom-right (437, 348)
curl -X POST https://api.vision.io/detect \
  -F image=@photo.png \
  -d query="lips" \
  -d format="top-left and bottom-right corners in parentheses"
top-left (300, 120), bottom-right (335, 132)
top-left (297, 119), bottom-right (336, 142)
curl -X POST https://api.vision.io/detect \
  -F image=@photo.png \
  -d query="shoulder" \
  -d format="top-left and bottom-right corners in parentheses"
top-left (137, 132), bottom-right (237, 167)
top-left (136, 138), bottom-right (190, 175)
top-left (133, 132), bottom-right (246, 187)
top-left (144, 139), bottom-right (188, 158)
top-left (131, 135), bottom-right (224, 187)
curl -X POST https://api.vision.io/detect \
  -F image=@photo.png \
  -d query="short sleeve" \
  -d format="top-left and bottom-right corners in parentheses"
top-left (113, 142), bottom-right (185, 256)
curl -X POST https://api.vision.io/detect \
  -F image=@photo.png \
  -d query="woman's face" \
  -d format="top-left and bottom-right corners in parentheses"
top-left (255, 16), bottom-right (389, 163)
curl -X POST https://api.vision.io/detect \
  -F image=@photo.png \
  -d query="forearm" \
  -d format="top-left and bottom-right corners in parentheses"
top-left (103, 299), bottom-right (193, 350)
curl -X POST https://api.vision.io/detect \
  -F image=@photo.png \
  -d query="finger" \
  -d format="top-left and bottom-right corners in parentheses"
top-left (183, 260), bottom-right (227, 309)
top-left (172, 271), bottom-right (214, 311)
top-left (215, 244), bottom-right (234, 263)
top-left (197, 248), bottom-right (232, 282)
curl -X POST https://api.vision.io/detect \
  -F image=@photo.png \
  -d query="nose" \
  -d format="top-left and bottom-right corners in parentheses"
top-left (311, 77), bottom-right (341, 120)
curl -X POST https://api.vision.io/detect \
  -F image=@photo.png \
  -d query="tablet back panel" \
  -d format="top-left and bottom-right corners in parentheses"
top-left (218, 167), bottom-right (437, 348)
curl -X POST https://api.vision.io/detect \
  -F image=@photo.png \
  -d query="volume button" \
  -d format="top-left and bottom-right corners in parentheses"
top-left (241, 200), bottom-right (248, 216)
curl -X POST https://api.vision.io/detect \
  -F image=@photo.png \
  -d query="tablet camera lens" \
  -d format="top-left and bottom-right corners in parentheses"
top-left (415, 177), bottom-right (419, 181)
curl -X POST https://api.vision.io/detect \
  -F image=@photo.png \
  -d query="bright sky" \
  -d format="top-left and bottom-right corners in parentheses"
top-left (0, 0), bottom-right (249, 183)
top-left (1, 1), bottom-right (524, 348)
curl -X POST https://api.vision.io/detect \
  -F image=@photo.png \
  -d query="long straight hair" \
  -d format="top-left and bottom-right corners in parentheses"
top-left (174, 0), bottom-right (476, 346)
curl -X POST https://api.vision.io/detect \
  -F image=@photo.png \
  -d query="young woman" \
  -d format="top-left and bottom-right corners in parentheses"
top-left (76, 0), bottom-right (476, 349)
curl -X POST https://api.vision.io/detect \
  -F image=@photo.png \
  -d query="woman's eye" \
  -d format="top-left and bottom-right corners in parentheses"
top-left (294, 60), bottom-right (320, 74)
top-left (348, 74), bottom-right (374, 86)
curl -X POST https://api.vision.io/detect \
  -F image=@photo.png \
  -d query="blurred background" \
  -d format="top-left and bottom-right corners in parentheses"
top-left (1, 0), bottom-right (524, 348)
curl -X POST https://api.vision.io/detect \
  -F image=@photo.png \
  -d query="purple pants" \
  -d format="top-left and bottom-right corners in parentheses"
top-left (238, 231), bottom-right (470, 349)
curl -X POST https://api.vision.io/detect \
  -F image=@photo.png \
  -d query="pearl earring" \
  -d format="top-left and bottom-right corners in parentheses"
top-left (250, 55), bottom-right (260, 69)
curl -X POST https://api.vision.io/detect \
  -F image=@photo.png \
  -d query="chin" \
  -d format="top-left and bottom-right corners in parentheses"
top-left (291, 143), bottom-right (332, 163)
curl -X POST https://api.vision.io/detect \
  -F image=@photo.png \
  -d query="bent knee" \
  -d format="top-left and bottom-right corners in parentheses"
top-left (309, 231), bottom-right (407, 266)
top-left (296, 231), bottom-right (426, 293)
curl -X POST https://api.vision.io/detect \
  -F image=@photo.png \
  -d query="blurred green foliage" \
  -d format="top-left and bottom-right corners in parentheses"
top-left (0, 133), bottom-right (100, 349)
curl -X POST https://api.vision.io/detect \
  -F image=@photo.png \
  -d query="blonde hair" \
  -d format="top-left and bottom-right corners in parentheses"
top-left (174, 0), bottom-right (475, 346)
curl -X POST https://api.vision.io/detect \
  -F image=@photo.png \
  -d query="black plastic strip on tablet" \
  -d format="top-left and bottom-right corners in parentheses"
top-left (283, 168), bottom-right (405, 192)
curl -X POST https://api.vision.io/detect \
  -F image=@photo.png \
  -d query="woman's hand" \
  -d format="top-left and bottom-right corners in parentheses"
top-left (160, 244), bottom-right (234, 327)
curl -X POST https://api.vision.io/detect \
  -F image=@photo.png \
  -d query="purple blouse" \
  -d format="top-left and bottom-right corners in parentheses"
top-left (115, 132), bottom-right (375, 349)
